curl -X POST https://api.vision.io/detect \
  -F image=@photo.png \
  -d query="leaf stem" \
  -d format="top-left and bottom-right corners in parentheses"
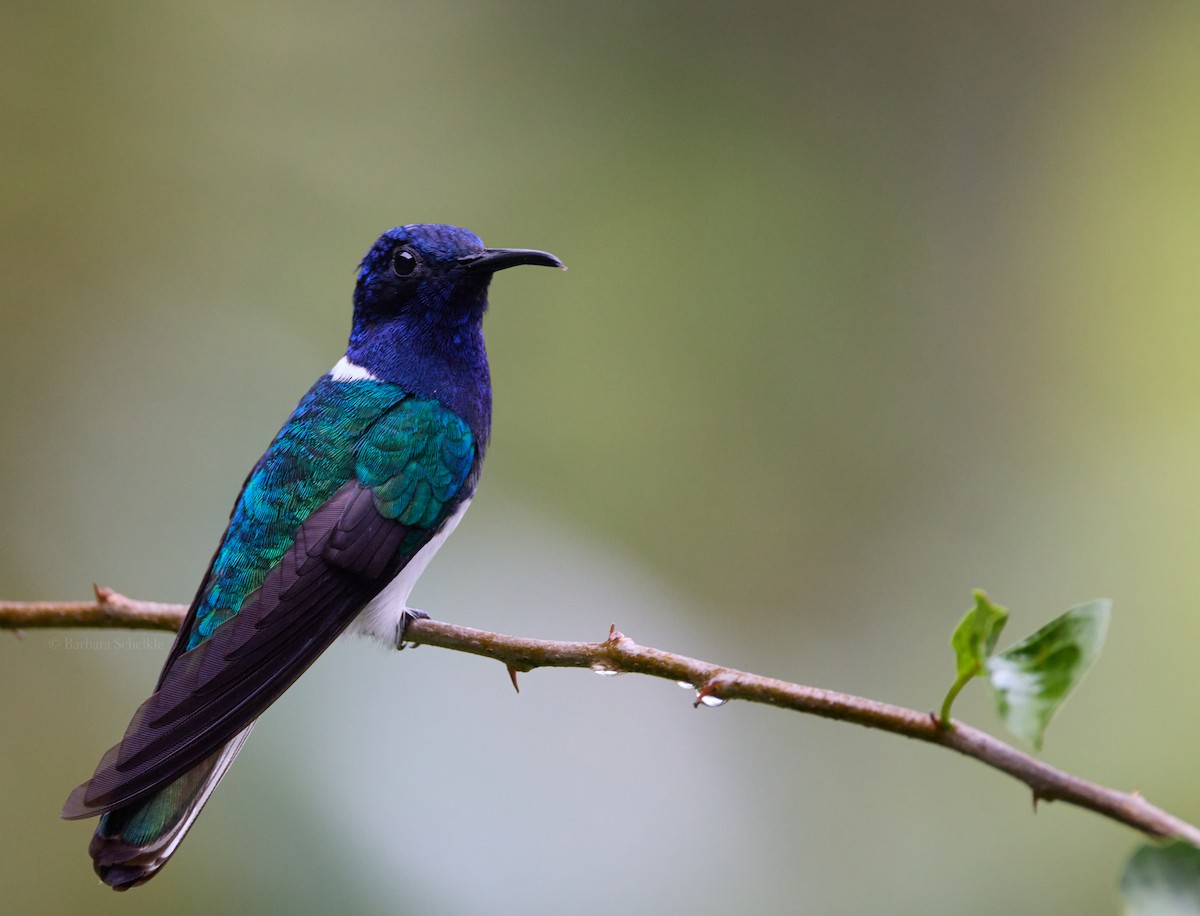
top-left (939, 670), bottom-right (974, 728)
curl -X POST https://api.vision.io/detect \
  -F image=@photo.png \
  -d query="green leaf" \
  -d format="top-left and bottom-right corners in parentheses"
top-left (940, 590), bottom-right (1009, 724)
top-left (952, 590), bottom-right (1009, 678)
top-left (1122, 842), bottom-right (1200, 915)
top-left (984, 598), bottom-right (1111, 749)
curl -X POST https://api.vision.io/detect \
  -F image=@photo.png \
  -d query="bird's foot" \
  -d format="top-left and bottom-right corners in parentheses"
top-left (395, 607), bottom-right (430, 650)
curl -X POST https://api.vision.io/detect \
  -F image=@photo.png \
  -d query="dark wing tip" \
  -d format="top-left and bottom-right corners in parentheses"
top-left (61, 780), bottom-right (103, 820)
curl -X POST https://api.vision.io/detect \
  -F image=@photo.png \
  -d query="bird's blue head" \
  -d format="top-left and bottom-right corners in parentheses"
top-left (346, 224), bottom-right (562, 439)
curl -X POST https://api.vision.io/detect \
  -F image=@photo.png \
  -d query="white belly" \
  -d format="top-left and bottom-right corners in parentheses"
top-left (349, 498), bottom-right (471, 645)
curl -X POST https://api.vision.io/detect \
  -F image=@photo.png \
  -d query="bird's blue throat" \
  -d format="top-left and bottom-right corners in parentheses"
top-left (345, 307), bottom-right (492, 447)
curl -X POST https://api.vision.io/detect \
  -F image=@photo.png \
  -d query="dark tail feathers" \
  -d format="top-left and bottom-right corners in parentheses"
top-left (75, 724), bottom-right (254, 889)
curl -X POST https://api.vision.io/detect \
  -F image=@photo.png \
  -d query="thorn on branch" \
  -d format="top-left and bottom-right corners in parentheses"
top-left (693, 676), bottom-right (731, 709)
top-left (588, 624), bottom-right (636, 678)
top-left (507, 665), bottom-right (520, 694)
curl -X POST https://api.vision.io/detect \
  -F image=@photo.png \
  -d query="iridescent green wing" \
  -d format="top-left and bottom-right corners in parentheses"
top-left (64, 386), bottom-right (477, 818)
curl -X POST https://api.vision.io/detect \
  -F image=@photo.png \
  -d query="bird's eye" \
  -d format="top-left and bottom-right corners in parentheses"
top-left (390, 248), bottom-right (418, 277)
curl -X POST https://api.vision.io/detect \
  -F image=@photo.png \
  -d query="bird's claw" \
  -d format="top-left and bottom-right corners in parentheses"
top-left (395, 608), bottom-right (431, 650)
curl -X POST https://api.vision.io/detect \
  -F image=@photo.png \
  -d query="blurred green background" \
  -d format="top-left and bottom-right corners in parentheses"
top-left (3, 2), bottom-right (1199, 913)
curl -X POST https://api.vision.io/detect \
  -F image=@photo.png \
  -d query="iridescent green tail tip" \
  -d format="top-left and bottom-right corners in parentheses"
top-left (89, 768), bottom-right (213, 890)
top-left (72, 725), bottom-right (255, 889)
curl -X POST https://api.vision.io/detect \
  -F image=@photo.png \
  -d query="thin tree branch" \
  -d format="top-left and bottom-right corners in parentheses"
top-left (0, 587), bottom-right (185, 631)
top-left (3, 588), bottom-right (1197, 847)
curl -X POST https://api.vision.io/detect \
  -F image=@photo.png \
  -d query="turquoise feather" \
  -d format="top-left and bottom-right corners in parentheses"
top-left (188, 378), bottom-right (473, 650)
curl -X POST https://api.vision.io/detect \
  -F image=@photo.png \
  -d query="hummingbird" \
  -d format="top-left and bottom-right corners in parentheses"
top-left (60, 224), bottom-right (563, 889)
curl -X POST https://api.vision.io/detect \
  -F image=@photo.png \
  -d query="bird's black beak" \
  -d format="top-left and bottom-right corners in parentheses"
top-left (459, 248), bottom-right (565, 274)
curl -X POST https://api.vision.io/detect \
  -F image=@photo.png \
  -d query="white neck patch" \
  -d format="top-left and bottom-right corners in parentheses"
top-left (330, 355), bottom-right (380, 382)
